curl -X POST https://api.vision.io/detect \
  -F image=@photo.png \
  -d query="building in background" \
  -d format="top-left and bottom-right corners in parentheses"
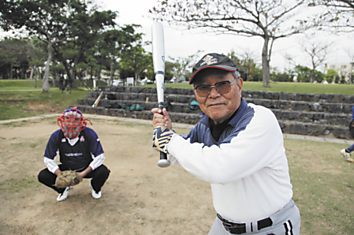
top-left (324, 63), bottom-right (354, 83)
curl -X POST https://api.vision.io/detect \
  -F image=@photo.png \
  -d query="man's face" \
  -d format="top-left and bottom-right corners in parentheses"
top-left (62, 113), bottom-right (82, 139)
top-left (193, 69), bottom-right (243, 124)
top-left (64, 116), bottom-right (81, 127)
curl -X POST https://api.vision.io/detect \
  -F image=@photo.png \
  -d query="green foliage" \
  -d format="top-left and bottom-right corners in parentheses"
top-left (272, 72), bottom-right (293, 82)
top-left (325, 69), bottom-right (338, 83)
top-left (0, 37), bottom-right (30, 79)
top-left (294, 65), bottom-right (311, 82)
top-left (120, 38), bottom-right (152, 81)
top-left (0, 0), bottom-right (118, 89)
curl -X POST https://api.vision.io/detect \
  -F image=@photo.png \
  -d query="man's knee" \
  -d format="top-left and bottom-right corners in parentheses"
top-left (38, 168), bottom-right (50, 184)
top-left (95, 165), bottom-right (110, 179)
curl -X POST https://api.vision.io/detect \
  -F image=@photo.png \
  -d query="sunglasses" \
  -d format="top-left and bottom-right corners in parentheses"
top-left (194, 79), bottom-right (237, 98)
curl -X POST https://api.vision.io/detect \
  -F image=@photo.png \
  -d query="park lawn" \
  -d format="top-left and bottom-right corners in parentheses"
top-left (0, 89), bottom-right (89, 120)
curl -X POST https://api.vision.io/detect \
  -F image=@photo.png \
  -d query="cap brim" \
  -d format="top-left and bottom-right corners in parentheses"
top-left (189, 65), bottom-right (237, 84)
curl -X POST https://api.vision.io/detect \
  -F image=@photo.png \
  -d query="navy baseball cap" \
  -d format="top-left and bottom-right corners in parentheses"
top-left (189, 53), bottom-right (238, 84)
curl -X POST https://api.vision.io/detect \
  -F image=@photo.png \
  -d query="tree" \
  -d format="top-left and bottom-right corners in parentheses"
top-left (27, 38), bottom-right (46, 87)
top-left (325, 68), bottom-right (338, 83)
top-left (0, 0), bottom-right (117, 92)
top-left (228, 49), bottom-right (259, 82)
top-left (163, 61), bottom-right (176, 82)
top-left (273, 71), bottom-right (294, 82)
top-left (299, 39), bottom-right (333, 83)
top-left (50, 6), bottom-right (117, 89)
top-left (120, 43), bottom-right (152, 85)
top-left (150, 0), bottom-right (318, 87)
top-left (1, 0), bottom-right (77, 91)
top-left (98, 25), bottom-right (143, 85)
top-left (294, 65), bottom-right (312, 82)
top-left (169, 51), bottom-right (202, 82)
top-left (310, 0), bottom-right (354, 32)
top-left (0, 37), bottom-right (29, 79)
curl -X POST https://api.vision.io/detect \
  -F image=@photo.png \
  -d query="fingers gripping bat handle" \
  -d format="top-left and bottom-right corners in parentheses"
top-left (157, 103), bottom-right (170, 168)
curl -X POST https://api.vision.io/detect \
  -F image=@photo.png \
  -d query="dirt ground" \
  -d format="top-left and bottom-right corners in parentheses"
top-left (0, 117), bottom-right (214, 235)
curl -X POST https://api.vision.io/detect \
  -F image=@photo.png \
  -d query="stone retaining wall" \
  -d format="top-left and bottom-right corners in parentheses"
top-left (77, 87), bottom-right (354, 140)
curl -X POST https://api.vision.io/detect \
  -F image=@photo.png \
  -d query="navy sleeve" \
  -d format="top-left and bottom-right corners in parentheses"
top-left (44, 130), bottom-right (61, 159)
top-left (85, 128), bottom-right (104, 157)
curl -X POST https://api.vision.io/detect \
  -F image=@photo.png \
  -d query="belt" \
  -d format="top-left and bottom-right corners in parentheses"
top-left (217, 213), bottom-right (273, 234)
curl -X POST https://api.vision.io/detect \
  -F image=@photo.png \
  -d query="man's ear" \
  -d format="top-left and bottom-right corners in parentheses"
top-left (193, 86), bottom-right (197, 96)
top-left (237, 78), bottom-right (244, 95)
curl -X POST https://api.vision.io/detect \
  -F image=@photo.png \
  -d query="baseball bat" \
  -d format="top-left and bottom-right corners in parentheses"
top-left (92, 91), bottom-right (104, 108)
top-left (152, 21), bottom-right (170, 168)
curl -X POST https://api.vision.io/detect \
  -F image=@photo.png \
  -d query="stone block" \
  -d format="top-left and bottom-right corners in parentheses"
top-left (291, 101), bottom-right (309, 111)
top-left (280, 92), bottom-right (289, 100)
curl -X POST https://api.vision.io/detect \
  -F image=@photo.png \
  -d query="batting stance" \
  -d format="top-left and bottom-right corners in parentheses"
top-left (38, 107), bottom-right (110, 201)
top-left (152, 53), bottom-right (301, 234)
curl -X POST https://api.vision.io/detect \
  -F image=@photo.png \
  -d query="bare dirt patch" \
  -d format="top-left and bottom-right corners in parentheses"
top-left (0, 118), bottom-right (214, 235)
top-left (1, 117), bottom-right (354, 235)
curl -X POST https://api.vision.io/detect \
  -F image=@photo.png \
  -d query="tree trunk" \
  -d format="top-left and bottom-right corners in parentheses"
top-left (135, 72), bottom-right (139, 86)
top-left (110, 59), bottom-right (114, 86)
top-left (262, 37), bottom-right (270, 87)
top-left (10, 63), bottom-right (13, 79)
top-left (310, 61), bottom-right (315, 83)
top-left (35, 72), bottom-right (38, 87)
top-left (42, 41), bottom-right (52, 92)
top-left (30, 67), bottom-right (34, 80)
top-left (71, 55), bottom-right (81, 89)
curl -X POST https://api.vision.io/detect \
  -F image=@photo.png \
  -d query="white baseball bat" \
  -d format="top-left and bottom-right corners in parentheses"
top-left (152, 21), bottom-right (170, 168)
top-left (92, 91), bottom-right (104, 107)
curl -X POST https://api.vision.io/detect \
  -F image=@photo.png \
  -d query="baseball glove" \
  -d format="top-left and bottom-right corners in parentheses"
top-left (54, 170), bottom-right (83, 188)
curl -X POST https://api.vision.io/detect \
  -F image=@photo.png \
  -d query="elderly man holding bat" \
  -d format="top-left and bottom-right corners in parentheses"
top-left (38, 107), bottom-right (110, 201)
top-left (152, 53), bottom-right (301, 235)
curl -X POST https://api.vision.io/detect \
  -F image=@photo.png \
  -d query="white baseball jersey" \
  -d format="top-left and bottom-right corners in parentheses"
top-left (166, 99), bottom-right (293, 222)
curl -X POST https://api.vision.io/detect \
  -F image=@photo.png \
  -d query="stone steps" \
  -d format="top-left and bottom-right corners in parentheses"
top-left (97, 86), bottom-right (354, 103)
top-left (76, 87), bottom-right (354, 139)
top-left (75, 105), bottom-right (351, 139)
top-left (78, 98), bottom-right (351, 126)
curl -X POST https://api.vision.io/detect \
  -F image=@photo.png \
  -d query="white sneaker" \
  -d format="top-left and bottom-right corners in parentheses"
top-left (89, 181), bottom-right (101, 199)
top-left (57, 186), bottom-right (73, 201)
top-left (340, 149), bottom-right (353, 162)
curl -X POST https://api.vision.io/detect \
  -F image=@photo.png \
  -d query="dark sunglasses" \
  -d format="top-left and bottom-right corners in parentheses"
top-left (194, 79), bottom-right (237, 98)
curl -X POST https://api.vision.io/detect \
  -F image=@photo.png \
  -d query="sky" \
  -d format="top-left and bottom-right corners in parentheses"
top-left (97, 0), bottom-right (354, 72)
top-left (1, 0), bottom-right (352, 73)
top-left (96, 0), bottom-right (353, 73)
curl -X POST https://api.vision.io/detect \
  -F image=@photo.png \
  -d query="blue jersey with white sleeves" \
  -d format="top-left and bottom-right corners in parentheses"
top-left (167, 98), bottom-right (293, 222)
top-left (44, 127), bottom-right (104, 171)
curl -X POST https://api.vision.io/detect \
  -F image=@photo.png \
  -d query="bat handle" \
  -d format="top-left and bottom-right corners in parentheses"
top-left (157, 103), bottom-right (170, 168)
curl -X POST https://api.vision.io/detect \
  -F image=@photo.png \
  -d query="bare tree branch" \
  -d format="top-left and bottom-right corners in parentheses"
top-left (150, 0), bottom-right (319, 87)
